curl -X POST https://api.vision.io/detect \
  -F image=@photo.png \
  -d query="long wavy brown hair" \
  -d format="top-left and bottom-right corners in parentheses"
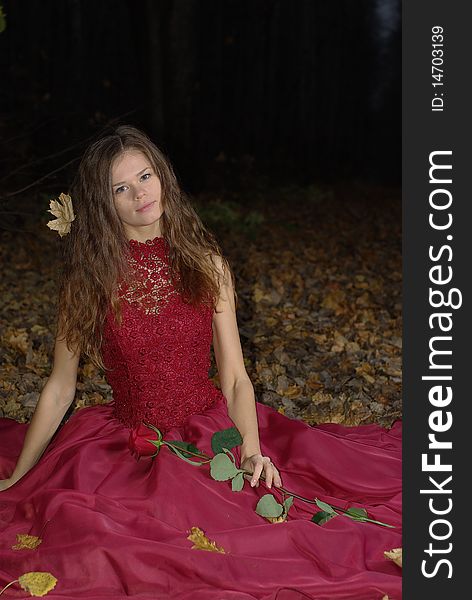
top-left (56, 124), bottom-right (237, 371)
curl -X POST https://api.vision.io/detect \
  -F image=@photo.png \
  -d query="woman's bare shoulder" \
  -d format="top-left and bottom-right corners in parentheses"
top-left (209, 253), bottom-right (230, 282)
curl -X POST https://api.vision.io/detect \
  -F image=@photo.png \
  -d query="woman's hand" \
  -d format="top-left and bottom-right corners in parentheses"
top-left (0, 478), bottom-right (15, 492)
top-left (240, 453), bottom-right (283, 489)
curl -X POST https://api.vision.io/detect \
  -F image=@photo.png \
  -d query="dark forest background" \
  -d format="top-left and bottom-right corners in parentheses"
top-left (0, 1), bottom-right (403, 428)
top-left (0, 0), bottom-right (400, 194)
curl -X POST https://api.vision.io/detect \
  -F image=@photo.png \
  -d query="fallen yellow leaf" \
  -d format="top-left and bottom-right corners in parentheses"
top-left (266, 515), bottom-right (287, 524)
top-left (384, 547), bottom-right (402, 567)
top-left (187, 527), bottom-right (226, 553)
top-left (12, 533), bottom-right (42, 550)
top-left (18, 572), bottom-right (58, 596)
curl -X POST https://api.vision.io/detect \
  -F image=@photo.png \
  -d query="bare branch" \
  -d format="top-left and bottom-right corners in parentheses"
top-left (0, 107), bottom-right (143, 201)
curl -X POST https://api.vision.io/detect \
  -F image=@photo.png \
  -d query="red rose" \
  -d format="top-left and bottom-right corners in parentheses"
top-left (128, 422), bottom-right (160, 460)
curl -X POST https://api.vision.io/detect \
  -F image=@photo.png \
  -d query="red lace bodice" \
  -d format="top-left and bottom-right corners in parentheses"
top-left (101, 236), bottom-right (223, 431)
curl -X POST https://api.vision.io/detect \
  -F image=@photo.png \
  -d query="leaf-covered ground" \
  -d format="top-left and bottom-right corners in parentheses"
top-left (0, 182), bottom-right (401, 428)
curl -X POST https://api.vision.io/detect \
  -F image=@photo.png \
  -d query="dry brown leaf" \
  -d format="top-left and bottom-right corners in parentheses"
top-left (81, 362), bottom-right (99, 378)
top-left (253, 284), bottom-right (272, 303)
top-left (266, 515), bottom-right (287, 524)
top-left (46, 193), bottom-right (75, 237)
top-left (356, 363), bottom-right (376, 384)
top-left (306, 374), bottom-right (323, 391)
top-left (12, 533), bottom-right (42, 550)
top-left (283, 385), bottom-right (302, 398)
top-left (321, 288), bottom-right (346, 314)
top-left (187, 527), bottom-right (226, 553)
top-left (18, 571), bottom-right (58, 596)
top-left (311, 391), bottom-right (332, 405)
top-left (355, 291), bottom-right (371, 306)
top-left (384, 547), bottom-right (402, 567)
top-left (3, 329), bottom-right (29, 354)
top-left (75, 391), bottom-right (106, 410)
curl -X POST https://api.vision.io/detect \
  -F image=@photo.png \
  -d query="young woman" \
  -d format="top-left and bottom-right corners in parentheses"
top-left (0, 125), bottom-right (401, 599)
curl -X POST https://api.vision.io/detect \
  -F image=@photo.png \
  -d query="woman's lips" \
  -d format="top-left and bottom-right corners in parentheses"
top-left (136, 201), bottom-right (155, 213)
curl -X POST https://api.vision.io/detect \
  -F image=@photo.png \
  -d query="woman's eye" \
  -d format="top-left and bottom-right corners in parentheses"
top-left (141, 173), bottom-right (151, 181)
top-left (115, 185), bottom-right (127, 194)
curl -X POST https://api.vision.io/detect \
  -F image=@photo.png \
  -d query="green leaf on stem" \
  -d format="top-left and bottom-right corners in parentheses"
top-left (255, 494), bottom-right (284, 518)
top-left (211, 427), bottom-right (243, 455)
top-left (166, 440), bottom-right (205, 459)
top-left (210, 453), bottom-right (239, 481)
top-left (231, 471), bottom-right (245, 492)
top-left (222, 447), bottom-right (238, 465)
top-left (315, 499), bottom-right (336, 514)
top-left (164, 442), bottom-right (205, 466)
top-left (346, 507), bottom-right (368, 519)
top-left (283, 496), bottom-right (294, 517)
top-left (311, 510), bottom-right (338, 526)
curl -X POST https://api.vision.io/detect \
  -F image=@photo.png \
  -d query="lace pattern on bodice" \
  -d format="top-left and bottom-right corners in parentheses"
top-left (101, 236), bottom-right (223, 431)
top-left (117, 238), bottom-right (178, 316)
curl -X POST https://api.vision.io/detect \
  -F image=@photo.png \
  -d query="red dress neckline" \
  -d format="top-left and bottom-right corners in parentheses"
top-left (128, 235), bottom-right (165, 248)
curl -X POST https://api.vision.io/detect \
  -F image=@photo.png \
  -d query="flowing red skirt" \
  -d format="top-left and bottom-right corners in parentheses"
top-left (0, 396), bottom-right (401, 599)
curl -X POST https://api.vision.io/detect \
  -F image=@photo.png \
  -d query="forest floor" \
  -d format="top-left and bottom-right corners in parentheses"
top-left (0, 180), bottom-right (401, 428)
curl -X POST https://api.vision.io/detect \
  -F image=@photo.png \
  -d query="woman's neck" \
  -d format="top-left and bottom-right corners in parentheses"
top-left (124, 224), bottom-right (163, 244)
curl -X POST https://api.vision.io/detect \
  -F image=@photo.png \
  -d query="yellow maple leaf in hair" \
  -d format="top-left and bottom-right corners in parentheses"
top-left (12, 533), bottom-right (42, 550)
top-left (187, 526), bottom-right (226, 553)
top-left (46, 192), bottom-right (75, 237)
top-left (18, 571), bottom-right (58, 596)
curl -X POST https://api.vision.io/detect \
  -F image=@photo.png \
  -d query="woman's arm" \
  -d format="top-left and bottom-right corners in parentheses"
top-left (0, 331), bottom-right (80, 490)
top-left (211, 256), bottom-right (282, 489)
top-left (211, 257), bottom-right (261, 462)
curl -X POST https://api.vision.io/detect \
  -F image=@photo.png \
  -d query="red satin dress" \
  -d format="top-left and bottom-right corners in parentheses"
top-left (0, 236), bottom-right (402, 600)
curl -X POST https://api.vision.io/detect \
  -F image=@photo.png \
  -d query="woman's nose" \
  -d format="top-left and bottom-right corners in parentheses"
top-left (135, 185), bottom-right (145, 199)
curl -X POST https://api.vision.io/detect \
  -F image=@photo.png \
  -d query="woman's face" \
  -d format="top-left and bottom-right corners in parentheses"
top-left (111, 149), bottom-right (164, 240)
